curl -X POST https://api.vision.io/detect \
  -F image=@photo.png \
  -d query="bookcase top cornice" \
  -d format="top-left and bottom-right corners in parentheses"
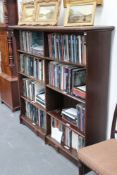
top-left (9, 25), bottom-right (114, 32)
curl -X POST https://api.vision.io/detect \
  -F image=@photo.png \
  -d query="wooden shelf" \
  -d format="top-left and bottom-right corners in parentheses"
top-left (55, 60), bottom-right (85, 67)
top-left (18, 50), bottom-right (54, 61)
top-left (20, 115), bottom-right (46, 140)
top-left (21, 96), bottom-right (46, 111)
top-left (46, 135), bottom-right (78, 165)
top-left (47, 110), bottom-right (85, 137)
top-left (19, 72), bottom-right (45, 84)
top-left (9, 25), bottom-right (114, 32)
top-left (46, 84), bottom-right (85, 104)
top-left (18, 49), bottom-right (85, 67)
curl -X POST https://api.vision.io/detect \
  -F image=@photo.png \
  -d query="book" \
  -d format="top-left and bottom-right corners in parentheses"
top-left (34, 82), bottom-right (45, 101)
top-left (36, 93), bottom-right (45, 107)
top-left (72, 132), bottom-right (79, 150)
top-left (72, 68), bottom-right (86, 88)
top-left (62, 114), bottom-right (77, 126)
top-left (76, 104), bottom-right (86, 132)
top-left (51, 118), bottom-right (63, 143)
top-left (72, 85), bottom-right (86, 99)
top-left (62, 108), bottom-right (77, 119)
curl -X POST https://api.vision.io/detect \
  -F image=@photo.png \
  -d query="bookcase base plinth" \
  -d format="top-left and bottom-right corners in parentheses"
top-left (20, 115), bottom-right (46, 141)
top-left (46, 135), bottom-right (78, 165)
top-left (0, 73), bottom-right (20, 112)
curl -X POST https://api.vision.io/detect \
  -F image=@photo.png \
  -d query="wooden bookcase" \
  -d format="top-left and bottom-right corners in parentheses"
top-left (0, 0), bottom-right (20, 111)
top-left (9, 25), bottom-right (114, 166)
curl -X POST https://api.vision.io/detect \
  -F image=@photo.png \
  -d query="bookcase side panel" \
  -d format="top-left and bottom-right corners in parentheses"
top-left (86, 30), bottom-right (112, 145)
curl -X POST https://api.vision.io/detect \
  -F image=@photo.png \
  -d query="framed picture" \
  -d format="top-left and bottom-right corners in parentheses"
top-left (64, 2), bottom-right (96, 26)
top-left (0, 0), bottom-right (4, 24)
top-left (18, 1), bottom-right (35, 25)
top-left (34, 1), bottom-right (60, 25)
top-left (64, 0), bottom-right (103, 7)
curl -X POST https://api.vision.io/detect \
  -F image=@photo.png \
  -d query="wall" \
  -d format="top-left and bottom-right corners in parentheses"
top-left (17, 0), bottom-right (117, 138)
top-left (95, 0), bottom-right (117, 138)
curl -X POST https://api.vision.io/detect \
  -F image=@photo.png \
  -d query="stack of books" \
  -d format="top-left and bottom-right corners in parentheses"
top-left (61, 108), bottom-right (78, 126)
top-left (36, 92), bottom-right (45, 107)
top-left (61, 105), bottom-right (86, 133)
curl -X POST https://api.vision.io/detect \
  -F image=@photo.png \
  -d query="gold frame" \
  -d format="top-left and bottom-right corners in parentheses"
top-left (64, 1), bottom-right (96, 27)
top-left (64, 0), bottom-right (103, 7)
top-left (0, 0), bottom-right (5, 24)
top-left (0, 0), bottom-right (6, 26)
top-left (18, 1), bottom-right (35, 25)
top-left (34, 0), bottom-right (60, 26)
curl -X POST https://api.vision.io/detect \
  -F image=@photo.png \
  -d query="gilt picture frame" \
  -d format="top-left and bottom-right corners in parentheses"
top-left (64, 1), bottom-right (96, 26)
top-left (0, 1), bottom-right (4, 24)
top-left (34, 0), bottom-right (60, 26)
top-left (64, 0), bottom-right (103, 7)
top-left (18, 1), bottom-right (35, 25)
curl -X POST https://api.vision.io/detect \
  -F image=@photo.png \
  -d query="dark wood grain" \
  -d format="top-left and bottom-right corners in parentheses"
top-left (11, 25), bottom-right (114, 165)
top-left (0, 0), bottom-right (19, 111)
top-left (86, 30), bottom-right (113, 145)
top-left (9, 25), bottom-right (114, 32)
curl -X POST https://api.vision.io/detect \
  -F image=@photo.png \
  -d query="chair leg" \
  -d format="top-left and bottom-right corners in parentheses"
top-left (79, 162), bottom-right (84, 175)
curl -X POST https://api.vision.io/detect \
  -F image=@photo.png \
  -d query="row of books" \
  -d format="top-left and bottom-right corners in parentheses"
top-left (61, 104), bottom-right (85, 133)
top-left (25, 101), bottom-right (46, 129)
top-left (20, 54), bottom-right (45, 81)
top-left (51, 117), bottom-right (85, 151)
top-left (23, 78), bottom-right (45, 107)
top-left (49, 61), bottom-right (86, 94)
top-left (48, 33), bottom-right (86, 65)
top-left (20, 31), bottom-right (44, 56)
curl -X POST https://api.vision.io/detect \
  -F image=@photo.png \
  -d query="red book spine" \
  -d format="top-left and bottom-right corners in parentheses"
top-left (72, 88), bottom-right (86, 99)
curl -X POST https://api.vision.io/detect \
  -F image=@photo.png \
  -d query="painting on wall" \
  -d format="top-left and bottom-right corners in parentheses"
top-left (0, 1), bottom-right (4, 24)
top-left (64, 0), bottom-right (103, 7)
top-left (34, 1), bottom-right (60, 25)
top-left (64, 1), bottom-right (96, 26)
top-left (18, 1), bottom-right (35, 25)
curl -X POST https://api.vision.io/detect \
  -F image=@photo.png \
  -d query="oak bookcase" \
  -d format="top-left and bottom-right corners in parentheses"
top-left (9, 25), bottom-right (114, 166)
